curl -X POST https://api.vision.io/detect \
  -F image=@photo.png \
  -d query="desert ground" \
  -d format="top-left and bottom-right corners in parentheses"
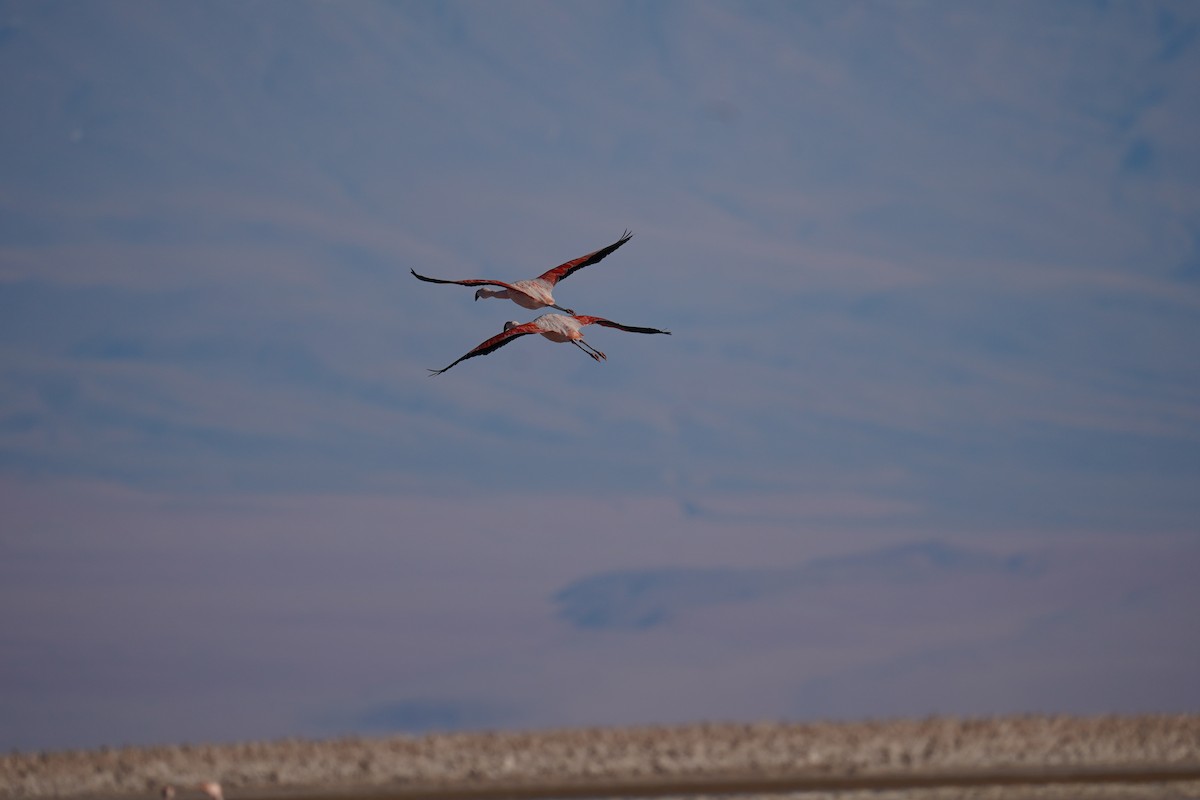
top-left (3, 714), bottom-right (1199, 799)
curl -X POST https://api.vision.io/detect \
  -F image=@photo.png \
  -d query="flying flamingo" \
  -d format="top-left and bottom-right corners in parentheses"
top-left (160, 784), bottom-right (221, 800)
top-left (429, 313), bottom-right (670, 375)
top-left (410, 230), bottom-right (633, 315)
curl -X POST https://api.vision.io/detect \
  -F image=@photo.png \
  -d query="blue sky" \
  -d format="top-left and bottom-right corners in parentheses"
top-left (2, 1), bottom-right (1199, 751)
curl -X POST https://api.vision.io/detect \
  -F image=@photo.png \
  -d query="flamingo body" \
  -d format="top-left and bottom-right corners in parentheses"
top-left (475, 278), bottom-right (558, 311)
top-left (429, 313), bottom-right (670, 375)
top-left (411, 230), bottom-right (633, 315)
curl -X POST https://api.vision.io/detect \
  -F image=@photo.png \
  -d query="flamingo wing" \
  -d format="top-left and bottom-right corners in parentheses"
top-left (579, 315), bottom-right (672, 336)
top-left (535, 230), bottom-right (633, 286)
top-left (410, 269), bottom-right (522, 292)
top-left (428, 322), bottom-right (540, 375)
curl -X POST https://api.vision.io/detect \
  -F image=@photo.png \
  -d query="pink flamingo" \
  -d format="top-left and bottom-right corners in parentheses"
top-left (429, 313), bottom-right (670, 375)
top-left (411, 230), bottom-right (633, 315)
top-left (160, 784), bottom-right (221, 800)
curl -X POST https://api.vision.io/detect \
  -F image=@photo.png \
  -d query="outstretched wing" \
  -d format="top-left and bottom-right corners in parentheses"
top-left (428, 323), bottom-right (539, 376)
top-left (535, 230), bottom-right (633, 286)
top-left (410, 269), bottom-right (521, 292)
top-left (578, 315), bottom-right (672, 336)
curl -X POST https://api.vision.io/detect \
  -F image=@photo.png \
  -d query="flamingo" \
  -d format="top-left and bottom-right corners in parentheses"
top-left (429, 313), bottom-right (670, 375)
top-left (161, 784), bottom-right (220, 800)
top-left (410, 230), bottom-right (633, 315)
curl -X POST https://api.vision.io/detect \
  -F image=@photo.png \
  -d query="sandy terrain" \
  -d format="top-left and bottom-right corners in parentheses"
top-left (2, 715), bottom-right (1199, 799)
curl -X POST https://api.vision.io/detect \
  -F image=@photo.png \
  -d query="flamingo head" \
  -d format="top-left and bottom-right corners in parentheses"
top-left (502, 320), bottom-right (521, 331)
top-left (474, 288), bottom-right (485, 301)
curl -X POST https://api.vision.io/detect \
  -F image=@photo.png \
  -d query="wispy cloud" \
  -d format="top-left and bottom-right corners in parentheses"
top-left (554, 540), bottom-right (1035, 630)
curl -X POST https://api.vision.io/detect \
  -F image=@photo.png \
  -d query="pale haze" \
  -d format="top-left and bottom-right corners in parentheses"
top-left (2, 2), bottom-right (1199, 752)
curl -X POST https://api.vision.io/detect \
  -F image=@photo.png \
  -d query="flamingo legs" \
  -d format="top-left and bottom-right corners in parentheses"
top-left (572, 340), bottom-right (607, 361)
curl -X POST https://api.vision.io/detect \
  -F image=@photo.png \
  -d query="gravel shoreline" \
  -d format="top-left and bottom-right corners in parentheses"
top-left (3, 715), bottom-right (1199, 799)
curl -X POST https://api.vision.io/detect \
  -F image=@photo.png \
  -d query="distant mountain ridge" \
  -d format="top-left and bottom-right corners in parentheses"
top-left (554, 540), bottom-right (1035, 630)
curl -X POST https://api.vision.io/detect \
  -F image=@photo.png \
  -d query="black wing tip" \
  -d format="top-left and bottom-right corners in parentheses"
top-left (593, 317), bottom-right (671, 335)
